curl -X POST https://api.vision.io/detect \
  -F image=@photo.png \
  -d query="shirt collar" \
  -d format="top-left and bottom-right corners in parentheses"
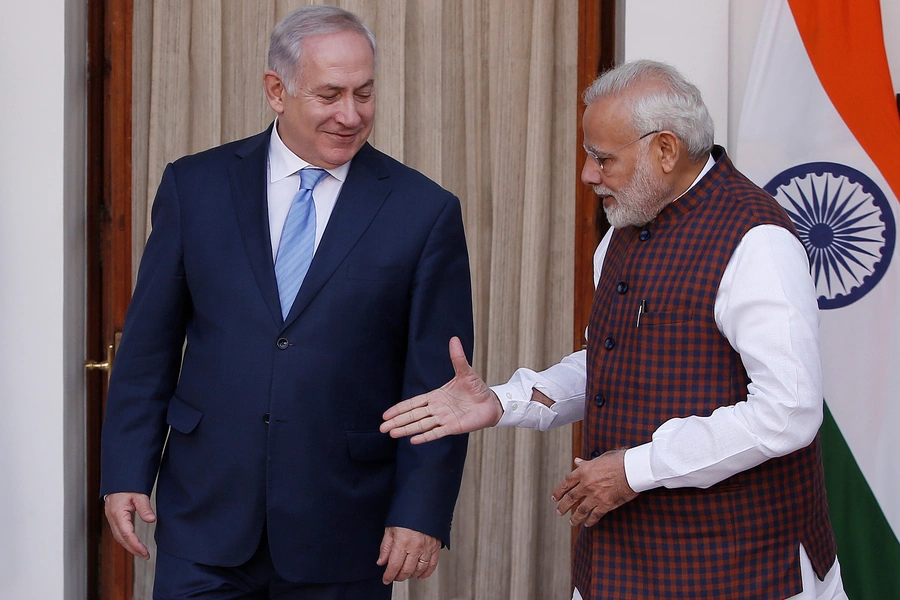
top-left (268, 117), bottom-right (352, 184)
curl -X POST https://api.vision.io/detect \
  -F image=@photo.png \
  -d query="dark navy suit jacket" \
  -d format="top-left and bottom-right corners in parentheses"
top-left (100, 126), bottom-right (473, 583)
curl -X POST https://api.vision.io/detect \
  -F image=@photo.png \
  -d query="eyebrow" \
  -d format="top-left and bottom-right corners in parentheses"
top-left (318, 79), bottom-right (375, 93)
top-left (583, 143), bottom-right (606, 157)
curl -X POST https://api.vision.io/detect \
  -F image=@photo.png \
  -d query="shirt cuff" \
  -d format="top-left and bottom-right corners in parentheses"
top-left (492, 382), bottom-right (529, 427)
top-left (623, 443), bottom-right (658, 493)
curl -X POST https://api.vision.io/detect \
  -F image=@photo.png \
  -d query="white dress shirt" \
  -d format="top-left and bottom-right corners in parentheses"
top-left (267, 118), bottom-right (351, 259)
top-left (491, 156), bottom-right (847, 600)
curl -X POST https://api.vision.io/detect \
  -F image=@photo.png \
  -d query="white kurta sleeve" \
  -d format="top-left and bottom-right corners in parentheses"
top-left (492, 351), bottom-right (587, 430)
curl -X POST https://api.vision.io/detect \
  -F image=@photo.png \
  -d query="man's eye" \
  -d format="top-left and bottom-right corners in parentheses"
top-left (320, 94), bottom-right (338, 101)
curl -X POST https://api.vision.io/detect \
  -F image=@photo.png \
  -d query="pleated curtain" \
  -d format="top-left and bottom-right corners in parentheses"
top-left (132, 1), bottom-right (577, 598)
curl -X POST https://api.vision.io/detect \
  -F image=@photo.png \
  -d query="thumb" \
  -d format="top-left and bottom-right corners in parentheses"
top-left (448, 336), bottom-right (471, 376)
top-left (133, 495), bottom-right (157, 523)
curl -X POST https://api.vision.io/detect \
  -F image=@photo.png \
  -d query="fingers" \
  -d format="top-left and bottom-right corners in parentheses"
top-left (378, 527), bottom-right (440, 583)
top-left (105, 492), bottom-right (154, 560)
top-left (381, 407), bottom-right (438, 437)
top-left (551, 468), bottom-right (580, 506)
top-left (376, 529), bottom-right (394, 569)
top-left (417, 549), bottom-right (440, 580)
top-left (569, 495), bottom-right (600, 527)
top-left (408, 427), bottom-right (448, 445)
top-left (381, 395), bottom-right (427, 422)
top-left (552, 465), bottom-right (588, 521)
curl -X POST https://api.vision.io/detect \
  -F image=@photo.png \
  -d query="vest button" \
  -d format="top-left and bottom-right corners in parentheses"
top-left (639, 229), bottom-right (651, 241)
top-left (276, 338), bottom-right (290, 350)
top-left (590, 450), bottom-right (601, 459)
top-left (616, 282), bottom-right (629, 294)
top-left (263, 413), bottom-right (270, 424)
top-left (603, 337), bottom-right (615, 350)
top-left (594, 394), bottom-right (606, 407)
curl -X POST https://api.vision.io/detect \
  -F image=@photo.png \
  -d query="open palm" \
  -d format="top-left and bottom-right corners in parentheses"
top-left (380, 337), bottom-right (502, 443)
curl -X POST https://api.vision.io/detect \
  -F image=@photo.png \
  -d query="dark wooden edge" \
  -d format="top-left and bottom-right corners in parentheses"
top-left (573, 0), bottom-right (616, 579)
top-left (88, 0), bottom-right (133, 597)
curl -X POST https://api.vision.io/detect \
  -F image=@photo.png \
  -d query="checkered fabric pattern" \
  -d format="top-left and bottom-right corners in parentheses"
top-left (574, 148), bottom-right (837, 599)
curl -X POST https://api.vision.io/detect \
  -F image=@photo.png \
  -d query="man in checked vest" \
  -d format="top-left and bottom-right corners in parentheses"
top-left (381, 60), bottom-right (848, 599)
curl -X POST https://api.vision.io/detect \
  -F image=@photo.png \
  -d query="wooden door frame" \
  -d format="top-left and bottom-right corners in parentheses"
top-left (573, 0), bottom-right (617, 554)
top-left (87, 0), bottom-right (133, 597)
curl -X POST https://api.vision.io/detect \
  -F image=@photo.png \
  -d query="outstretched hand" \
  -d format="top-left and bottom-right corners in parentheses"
top-left (380, 337), bottom-right (502, 443)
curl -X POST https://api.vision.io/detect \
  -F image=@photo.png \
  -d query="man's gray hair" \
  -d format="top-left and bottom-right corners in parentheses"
top-left (583, 60), bottom-right (714, 161)
top-left (268, 5), bottom-right (376, 96)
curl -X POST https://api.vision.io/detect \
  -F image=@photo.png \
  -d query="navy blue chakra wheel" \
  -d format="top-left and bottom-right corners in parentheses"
top-left (764, 162), bottom-right (896, 310)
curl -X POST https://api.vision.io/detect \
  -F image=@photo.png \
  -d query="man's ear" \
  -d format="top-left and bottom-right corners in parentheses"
top-left (655, 131), bottom-right (680, 174)
top-left (263, 70), bottom-right (286, 114)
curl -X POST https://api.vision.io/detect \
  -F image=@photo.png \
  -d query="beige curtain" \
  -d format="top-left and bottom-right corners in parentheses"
top-left (132, 1), bottom-right (577, 598)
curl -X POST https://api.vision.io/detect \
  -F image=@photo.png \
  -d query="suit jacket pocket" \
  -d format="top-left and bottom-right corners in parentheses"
top-left (346, 264), bottom-right (404, 282)
top-left (345, 430), bottom-right (398, 461)
top-left (167, 396), bottom-right (203, 434)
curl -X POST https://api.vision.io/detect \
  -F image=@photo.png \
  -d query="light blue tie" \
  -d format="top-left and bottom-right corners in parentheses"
top-left (275, 168), bottom-right (328, 319)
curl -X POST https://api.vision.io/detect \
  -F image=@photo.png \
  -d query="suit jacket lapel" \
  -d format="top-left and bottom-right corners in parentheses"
top-left (283, 143), bottom-right (391, 327)
top-left (229, 126), bottom-right (284, 327)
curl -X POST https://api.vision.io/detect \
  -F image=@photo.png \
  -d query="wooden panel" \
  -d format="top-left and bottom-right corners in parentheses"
top-left (87, 0), bottom-right (133, 597)
top-left (573, 0), bottom-right (616, 569)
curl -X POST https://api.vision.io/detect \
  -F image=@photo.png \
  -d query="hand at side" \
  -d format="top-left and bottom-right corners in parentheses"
top-left (104, 492), bottom-right (157, 559)
top-left (377, 526), bottom-right (441, 583)
top-left (380, 336), bottom-right (502, 443)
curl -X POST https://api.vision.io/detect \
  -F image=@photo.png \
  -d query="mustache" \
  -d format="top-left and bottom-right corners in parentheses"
top-left (593, 185), bottom-right (614, 197)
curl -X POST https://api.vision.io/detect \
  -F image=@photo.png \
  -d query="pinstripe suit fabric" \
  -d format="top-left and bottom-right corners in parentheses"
top-left (574, 148), bottom-right (836, 599)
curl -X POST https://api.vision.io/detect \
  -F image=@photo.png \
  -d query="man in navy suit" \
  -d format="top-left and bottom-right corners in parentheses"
top-left (100, 6), bottom-right (473, 599)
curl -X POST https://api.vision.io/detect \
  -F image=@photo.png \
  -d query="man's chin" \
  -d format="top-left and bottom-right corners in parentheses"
top-left (319, 143), bottom-right (365, 168)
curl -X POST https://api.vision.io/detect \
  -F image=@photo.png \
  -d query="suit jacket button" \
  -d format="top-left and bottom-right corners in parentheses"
top-left (594, 394), bottom-right (606, 407)
top-left (263, 413), bottom-right (270, 424)
top-left (616, 282), bottom-right (628, 294)
top-left (603, 337), bottom-right (615, 350)
top-left (276, 338), bottom-right (289, 350)
top-left (639, 229), bottom-right (651, 241)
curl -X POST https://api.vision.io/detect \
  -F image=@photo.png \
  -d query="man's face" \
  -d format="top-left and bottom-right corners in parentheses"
top-left (265, 30), bottom-right (375, 169)
top-left (581, 98), bottom-right (673, 228)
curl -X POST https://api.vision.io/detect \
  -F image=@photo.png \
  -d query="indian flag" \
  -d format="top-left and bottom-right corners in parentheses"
top-left (735, 0), bottom-right (900, 596)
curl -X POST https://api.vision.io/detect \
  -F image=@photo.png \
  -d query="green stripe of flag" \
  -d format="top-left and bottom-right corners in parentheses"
top-left (821, 403), bottom-right (900, 599)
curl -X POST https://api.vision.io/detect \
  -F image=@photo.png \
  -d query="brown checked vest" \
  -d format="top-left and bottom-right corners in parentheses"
top-left (573, 148), bottom-right (836, 599)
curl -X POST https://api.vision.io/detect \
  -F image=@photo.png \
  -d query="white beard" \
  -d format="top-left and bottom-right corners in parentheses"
top-left (595, 149), bottom-right (674, 229)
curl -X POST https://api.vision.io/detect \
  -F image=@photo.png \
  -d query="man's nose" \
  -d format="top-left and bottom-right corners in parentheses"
top-left (334, 97), bottom-right (362, 127)
top-left (581, 156), bottom-right (602, 186)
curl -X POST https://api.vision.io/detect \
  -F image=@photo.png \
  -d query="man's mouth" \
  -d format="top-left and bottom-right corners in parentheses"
top-left (593, 187), bottom-right (615, 204)
top-left (326, 130), bottom-right (359, 142)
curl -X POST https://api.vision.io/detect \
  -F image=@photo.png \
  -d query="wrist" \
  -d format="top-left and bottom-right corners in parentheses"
top-left (490, 390), bottom-right (504, 426)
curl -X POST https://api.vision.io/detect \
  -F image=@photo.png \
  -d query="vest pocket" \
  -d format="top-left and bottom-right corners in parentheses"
top-left (638, 308), bottom-right (694, 326)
